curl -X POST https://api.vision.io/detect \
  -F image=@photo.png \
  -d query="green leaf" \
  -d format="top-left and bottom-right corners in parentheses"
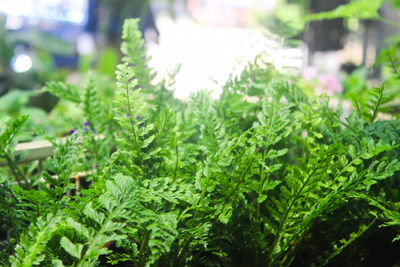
top-left (52, 259), bottom-right (66, 267)
top-left (65, 218), bottom-right (90, 239)
top-left (257, 194), bottom-right (268, 203)
top-left (266, 148), bottom-right (288, 159)
top-left (0, 115), bottom-right (28, 151)
top-left (263, 180), bottom-right (281, 192)
top-left (218, 205), bottom-right (233, 224)
top-left (142, 135), bottom-right (155, 149)
top-left (84, 203), bottom-right (105, 225)
top-left (42, 81), bottom-right (81, 103)
top-left (60, 237), bottom-right (83, 259)
top-left (304, 0), bottom-right (384, 21)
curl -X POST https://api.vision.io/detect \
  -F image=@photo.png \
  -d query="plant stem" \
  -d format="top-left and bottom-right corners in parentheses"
top-left (269, 152), bottom-right (334, 262)
top-left (225, 159), bottom-right (255, 202)
top-left (138, 231), bottom-right (150, 265)
top-left (388, 54), bottom-right (400, 78)
top-left (370, 85), bottom-right (384, 123)
top-left (124, 79), bottom-right (139, 148)
top-left (173, 144), bottom-right (179, 182)
top-left (2, 150), bottom-right (29, 187)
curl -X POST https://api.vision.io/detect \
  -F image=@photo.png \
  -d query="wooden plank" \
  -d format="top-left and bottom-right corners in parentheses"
top-left (0, 139), bottom-right (56, 166)
top-left (14, 139), bottom-right (55, 163)
top-left (1, 135), bottom-right (104, 166)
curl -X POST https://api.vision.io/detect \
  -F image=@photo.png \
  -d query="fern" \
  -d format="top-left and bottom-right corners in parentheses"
top-left (321, 217), bottom-right (377, 266)
top-left (0, 116), bottom-right (29, 187)
top-left (114, 62), bottom-right (177, 179)
top-left (365, 85), bottom-right (393, 122)
top-left (0, 116), bottom-right (28, 152)
top-left (184, 90), bottom-right (227, 158)
top-left (352, 193), bottom-right (400, 243)
top-left (82, 76), bottom-right (102, 130)
top-left (113, 63), bottom-right (148, 173)
top-left (39, 134), bottom-right (84, 203)
top-left (41, 81), bottom-right (81, 103)
top-left (0, 174), bottom-right (22, 264)
top-left (9, 214), bottom-right (61, 267)
top-left (60, 174), bottom-right (134, 266)
top-left (120, 18), bottom-right (153, 89)
top-left (3, 17), bottom-right (400, 267)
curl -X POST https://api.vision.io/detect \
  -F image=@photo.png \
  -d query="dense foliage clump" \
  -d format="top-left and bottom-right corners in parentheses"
top-left (1, 18), bottom-right (400, 267)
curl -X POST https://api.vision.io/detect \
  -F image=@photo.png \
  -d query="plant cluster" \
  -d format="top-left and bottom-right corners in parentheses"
top-left (1, 18), bottom-right (400, 267)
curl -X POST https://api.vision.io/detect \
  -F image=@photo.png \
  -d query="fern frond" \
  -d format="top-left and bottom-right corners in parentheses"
top-left (321, 217), bottom-right (377, 266)
top-left (82, 76), bottom-right (102, 129)
top-left (185, 90), bottom-right (227, 157)
top-left (120, 18), bottom-right (152, 89)
top-left (10, 215), bottom-right (61, 267)
top-left (0, 116), bottom-right (29, 186)
top-left (367, 85), bottom-right (387, 122)
top-left (0, 116), bottom-right (28, 152)
top-left (62, 174), bottom-right (135, 266)
top-left (42, 81), bottom-right (81, 103)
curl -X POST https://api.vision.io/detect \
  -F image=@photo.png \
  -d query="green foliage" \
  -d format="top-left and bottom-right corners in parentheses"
top-left (120, 18), bottom-right (153, 89)
top-left (353, 84), bottom-right (394, 122)
top-left (304, 0), bottom-right (385, 21)
top-left (1, 18), bottom-right (400, 267)
top-left (9, 215), bottom-right (61, 267)
top-left (0, 116), bottom-right (30, 187)
top-left (41, 82), bottom-right (81, 103)
top-left (320, 217), bottom-right (377, 266)
top-left (0, 116), bottom-right (28, 152)
top-left (82, 76), bottom-right (103, 129)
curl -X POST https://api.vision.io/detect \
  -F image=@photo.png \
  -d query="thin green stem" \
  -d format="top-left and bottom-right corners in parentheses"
top-left (176, 206), bottom-right (195, 225)
top-left (388, 54), bottom-right (400, 79)
top-left (225, 159), bottom-right (255, 202)
top-left (138, 231), bottom-right (150, 265)
top-left (5, 184), bottom-right (19, 203)
top-left (322, 217), bottom-right (377, 266)
top-left (193, 168), bottom-right (212, 220)
top-left (2, 150), bottom-right (29, 187)
top-left (256, 150), bottom-right (266, 219)
top-left (79, 206), bottom-right (121, 266)
top-left (256, 103), bottom-right (277, 218)
top-left (332, 115), bottom-right (357, 133)
top-left (370, 86), bottom-right (383, 123)
top-left (173, 144), bottom-right (179, 182)
top-left (269, 152), bottom-right (335, 262)
top-left (124, 79), bottom-right (139, 148)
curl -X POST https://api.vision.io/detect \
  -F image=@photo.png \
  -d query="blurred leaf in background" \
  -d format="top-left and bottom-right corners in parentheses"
top-left (97, 47), bottom-right (119, 77)
top-left (341, 67), bottom-right (369, 98)
top-left (304, 0), bottom-right (385, 21)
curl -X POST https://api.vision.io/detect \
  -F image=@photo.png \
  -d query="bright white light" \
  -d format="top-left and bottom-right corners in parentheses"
top-left (0, 0), bottom-right (88, 25)
top-left (11, 54), bottom-right (32, 73)
top-left (148, 15), bottom-right (303, 99)
top-left (66, 10), bottom-right (85, 24)
top-left (5, 16), bottom-right (24, 30)
top-left (76, 33), bottom-right (95, 55)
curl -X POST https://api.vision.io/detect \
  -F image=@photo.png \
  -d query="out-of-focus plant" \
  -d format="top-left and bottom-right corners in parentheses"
top-left (298, 66), bottom-right (343, 97)
top-left (303, 0), bottom-right (400, 118)
top-left (0, 17), bottom-right (400, 267)
top-left (0, 16), bottom-right (74, 140)
top-left (303, 0), bottom-right (384, 21)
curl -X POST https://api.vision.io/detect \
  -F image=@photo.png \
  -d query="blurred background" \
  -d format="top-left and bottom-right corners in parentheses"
top-left (0, 0), bottom-right (399, 136)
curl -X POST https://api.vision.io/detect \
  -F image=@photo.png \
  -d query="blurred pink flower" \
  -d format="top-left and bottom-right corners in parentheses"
top-left (302, 66), bottom-right (317, 80)
top-left (318, 74), bottom-right (343, 96)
